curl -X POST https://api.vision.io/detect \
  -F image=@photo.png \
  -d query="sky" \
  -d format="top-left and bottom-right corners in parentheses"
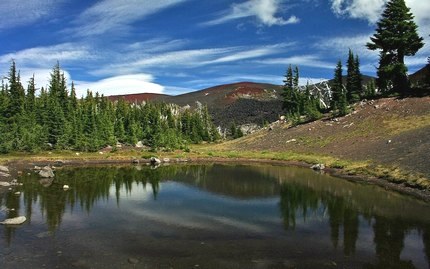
top-left (0, 0), bottom-right (429, 97)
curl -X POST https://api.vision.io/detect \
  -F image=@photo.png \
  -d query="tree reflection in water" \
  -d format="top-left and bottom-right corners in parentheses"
top-left (0, 164), bottom-right (429, 269)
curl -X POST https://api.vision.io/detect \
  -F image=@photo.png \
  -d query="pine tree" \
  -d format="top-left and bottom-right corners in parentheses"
top-left (346, 50), bottom-right (361, 103)
top-left (282, 65), bottom-right (300, 117)
top-left (366, 0), bottom-right (424, 94)
top-left (7, 61), bottom-right (25, 120)
top-left (331, 60), bottom-right (343, 111)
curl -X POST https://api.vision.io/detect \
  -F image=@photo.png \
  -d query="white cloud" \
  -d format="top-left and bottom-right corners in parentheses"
top-left (74, 74), bottom-right (165, 97)
top-left (73, 0), bottom-right (189, 36)
top-left (0, 43), bottom-right (92, 67)
top-left (204, 0), bottom-right (299, 26)
top-left (0, 0), bottom-right (64, 29)
top-left (330, 0), bottom-right (430, 25)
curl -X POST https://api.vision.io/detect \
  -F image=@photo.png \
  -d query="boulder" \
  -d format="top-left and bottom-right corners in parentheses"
top-left (150, 157), bottom-right (161, 165)
top-left (0, 216), bottom-right (26, 225)
top-left (0, 165), bottom-right (9, 173)
top-left (311, 163), bottom-right (326, 171)
top-left (39, 166), bottom-right (55, 178)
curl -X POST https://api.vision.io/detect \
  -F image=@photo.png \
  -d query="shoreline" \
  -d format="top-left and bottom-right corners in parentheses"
top-left (1, 154), bottom-right (429, 203)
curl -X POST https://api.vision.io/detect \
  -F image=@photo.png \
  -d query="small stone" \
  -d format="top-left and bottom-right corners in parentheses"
top-left (75, 152), bottom-right (80, 156)
top-left (387, 140), bottom-right (392, 144)
top-left (132, 159), bottom-right (139, 164)
top-left (63, 185), bottom-right (70, 190)
top-left (163, 158), bottom-right (170, 163)
top-left (14, 192), bottom-right (21, 195)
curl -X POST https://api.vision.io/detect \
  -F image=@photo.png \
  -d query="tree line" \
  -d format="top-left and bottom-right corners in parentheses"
top-left (282, 0), bottom-right (424, 120)
top-left (0, 62), bottom-right (220, 153)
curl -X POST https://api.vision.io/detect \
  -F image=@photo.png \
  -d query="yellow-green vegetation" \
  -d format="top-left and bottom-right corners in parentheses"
top-left (384, 115), bottom-right (430, 135)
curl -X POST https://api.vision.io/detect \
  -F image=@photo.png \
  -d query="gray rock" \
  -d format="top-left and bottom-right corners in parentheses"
top-left (0, 216), bottom-right (26, 225)
top-left (163, 158), bottom-right (170, 163)
top-left (0, 171), bottom-right (11, 178)
top-left (311, 163), bottom-right (326, 171)
top-left (150, 157), bottom-right (161, 165)
top-left (39, 166), bottom-right (55, 178)
top-left (132, 159), bottom-right (139, 164)
top-left (0, 165), bottom-right (9, 173)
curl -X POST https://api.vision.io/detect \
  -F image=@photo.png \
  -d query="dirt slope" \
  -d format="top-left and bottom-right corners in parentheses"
top-left (222, 96), bottom-right (430, 178)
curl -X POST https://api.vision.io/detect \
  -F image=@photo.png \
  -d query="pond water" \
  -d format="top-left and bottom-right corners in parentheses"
top-left (1, 163), bottom-right (430, 269)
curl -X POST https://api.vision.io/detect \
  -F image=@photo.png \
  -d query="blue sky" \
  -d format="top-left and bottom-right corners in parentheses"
top-left (0, 0), bottom-right (429, 97)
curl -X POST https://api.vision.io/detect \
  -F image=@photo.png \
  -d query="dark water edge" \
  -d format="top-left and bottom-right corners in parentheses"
top-left (0, 163), bottom-right (430, 269)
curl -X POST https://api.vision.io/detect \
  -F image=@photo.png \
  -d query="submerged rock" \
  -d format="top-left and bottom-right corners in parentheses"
top-left (0, 216), bottom-right (26, 225)
top-left (39, 166), bottom-right (55, 178)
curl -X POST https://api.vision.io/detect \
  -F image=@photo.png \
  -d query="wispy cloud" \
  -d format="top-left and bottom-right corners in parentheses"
top-left (0, 43), bottom-right (93, 67)
top-left (204, 0), bottom-right (299, 27)
top-left (257, 55), bottom-right (335, 69)
top-left (315, 34), bottom-right (378, 60)
top-left (93, 44), bottom-right (287, 76)
top-left (0, 0), bottom-right (65, 30)
top-left (72, 0), bottom-right (189, 36)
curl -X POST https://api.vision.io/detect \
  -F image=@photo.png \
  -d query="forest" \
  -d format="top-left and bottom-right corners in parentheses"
top-left (0, 62), bottom-right (220, 153)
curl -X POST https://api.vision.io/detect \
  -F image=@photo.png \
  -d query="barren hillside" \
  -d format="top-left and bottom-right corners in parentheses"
top-left (219, 96), bottom-right (430, 178)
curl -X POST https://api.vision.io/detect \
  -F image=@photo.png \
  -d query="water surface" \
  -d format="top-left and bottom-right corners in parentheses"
top-left (1, 164), bottom-right (429, 269)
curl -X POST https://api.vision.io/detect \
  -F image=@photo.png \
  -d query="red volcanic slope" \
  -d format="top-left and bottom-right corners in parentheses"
top-left (107, 93), bottom-right (169, 103)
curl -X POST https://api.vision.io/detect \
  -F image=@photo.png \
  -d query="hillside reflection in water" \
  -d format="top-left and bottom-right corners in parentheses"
top-left (0, 164), bottom-right (429, 269)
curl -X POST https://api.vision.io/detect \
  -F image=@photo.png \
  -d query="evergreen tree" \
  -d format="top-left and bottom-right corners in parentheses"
top-left (346, 50), bottom-right (362, 103)
top-left (7, 61), bottom-right (25, 120)
top-left (282, 65), bottom-right (300, 117)
top-left (331, 60), bottom-right (343, 111)
top-left (331, 60), bottom-right (348, 116)
top-left (366, 0), bottom-right (424, 94)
